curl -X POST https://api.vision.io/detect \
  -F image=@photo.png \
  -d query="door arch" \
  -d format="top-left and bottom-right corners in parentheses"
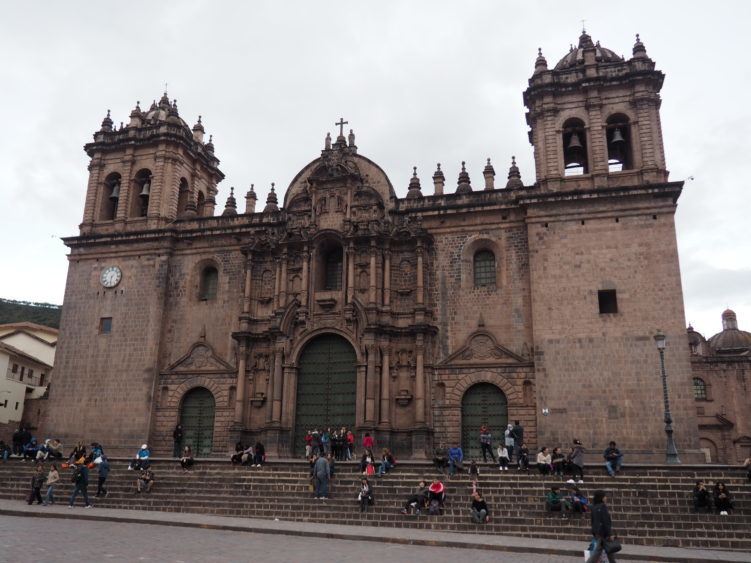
top-left (294, 334), bottom-right (357, 455)
top-left (461, 382), bottom-right (508, 460)
top-left (179, 387), bottom-right (215, 457)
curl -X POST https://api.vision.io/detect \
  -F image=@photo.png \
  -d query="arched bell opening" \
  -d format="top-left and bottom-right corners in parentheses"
top-left (562, 118), bottom-right (588, 176)
top-left (606, 114), bottom-right (632, 172)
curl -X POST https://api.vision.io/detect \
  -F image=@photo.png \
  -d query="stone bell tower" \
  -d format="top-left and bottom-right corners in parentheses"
top-left (79, 93), bottom-right (224, 235)
top-left (524, 32), bottom-right (668, 191)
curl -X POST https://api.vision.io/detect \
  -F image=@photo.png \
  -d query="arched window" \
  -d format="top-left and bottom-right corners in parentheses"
top-left (131, 169), bottom-right (152, 217)
top-left (199, 266), bottom-right (219, 301)
top-left (197, 191), bottom-right (206, 217)
top-left (606, 114), bottom-right (632, 172)
top-left (562, 118), bottom-right (588, 176)
top-left (692, 377), bottom-right (707, 401)
top-left (324, 247), bottom-right (343, 290)
top-left (100, 173), bottom-right (121, 221)
top-left (177, 178), bottom-right (190, 216)
top-left (473, 250), bottom-right (495, 287)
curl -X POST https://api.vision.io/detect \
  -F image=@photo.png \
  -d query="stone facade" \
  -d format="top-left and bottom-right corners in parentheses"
top-left (688, 310), bottom-right (751, 464)
top-left (43, 32), bottom-right (706, 461)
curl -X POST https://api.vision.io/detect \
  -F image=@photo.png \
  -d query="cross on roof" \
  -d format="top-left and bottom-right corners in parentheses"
top-left (335, 117), bottom-right (348, 137)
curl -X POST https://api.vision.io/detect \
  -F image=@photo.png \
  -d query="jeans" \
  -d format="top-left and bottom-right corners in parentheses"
top-left (69, 483), bottom-right (90, 507)
top-left (1, 450), bottom-right (8, 461)
top-left (605, 457), bottom-right (622, 476)
top-left (45, 485), bottom-right (55, 504)
top-left (173, 442), bottom-right (182, 458)
top-left (27, 487), bottom-right (43, 504)
top-left (480, 443), bottom-right (495, 462)
top-left (586, 538), bottom-right (616, 563)
top-left (448, 458), bottom-right (461, 475)
top-left (314, 477), bottom-right (329, 498)
top-left (377, 460), bottom-right (392, 476)
top-left (470, 508), bottom-right (487, 523)
top-left (96, 476), bottom-right (108, 496)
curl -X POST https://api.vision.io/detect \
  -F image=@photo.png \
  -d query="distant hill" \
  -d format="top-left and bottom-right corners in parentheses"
top-left (0, 298), bottom-right (62, 329)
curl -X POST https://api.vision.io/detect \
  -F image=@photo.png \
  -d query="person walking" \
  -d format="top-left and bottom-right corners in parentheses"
top-left (586, 490), bottom-right (619, 563)
top-left (172, 424), bottom-right (184, 458)
top-left (44, 463), bottom-right (60, 505)
top-left (568, 439), bottom-right (585, 484)
top-left (27, 465), bottom-right (45, 505)
top-left (68, 463), bottom-right (92, 508)
top-left (95, 456), bottom-right (110, 497)
top-left (479, 426), bottom-right (495, 463)
top-left (313, 453), bottom-right (330, 500)
top-left (511, 420), bottom-right (524, 465)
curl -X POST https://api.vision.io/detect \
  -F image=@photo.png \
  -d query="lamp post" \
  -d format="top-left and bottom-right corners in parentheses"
top-left (653, 330), bottom-right (681, 464)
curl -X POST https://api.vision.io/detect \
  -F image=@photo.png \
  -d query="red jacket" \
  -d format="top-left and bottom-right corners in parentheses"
top-left (362, 436), bottom-right (374, 449)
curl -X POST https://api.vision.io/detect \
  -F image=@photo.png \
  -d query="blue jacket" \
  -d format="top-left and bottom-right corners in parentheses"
top-left (98, 460), bottom-right (111, 478)
top-left (448, 446), bottom-right (463, 462)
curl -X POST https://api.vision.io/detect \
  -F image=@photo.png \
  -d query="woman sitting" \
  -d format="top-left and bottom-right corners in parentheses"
top-left (713, 481), bottom-right (734, 515)
top-left (470, 491), bottom-right (490, 524)
top-left (253, 442), bottom-right (265, 467)
top-left (536, 447), bottom-right (552, 475)
top-left (569, 486), bottom-right (589, 514)
top-left (428, 478), bottom-right (446, 509)
top-left (497, 444), bottom-right (510, 471)
top-left (401, 480), bottom-right (429, 515)
top-left (68, 441), bottom-right (86, 465)
top-left (692, 481), bottom-right (711, 513)
top-left (360, 449), bottom-right (375, 476)
top-left (551, 447), bottom-right (566, 476)
top-left (180, 446), bottom-right (194, 472)
top-left (376, 448), bottom-right (396, 477)
top-left (358, 477), bottom-right (374, 512)
top-left (230, 441), bottom-right (245, 465)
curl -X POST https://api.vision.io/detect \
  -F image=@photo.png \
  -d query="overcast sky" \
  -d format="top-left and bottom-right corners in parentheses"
top-left (1, 1), bottom-right (749, 338)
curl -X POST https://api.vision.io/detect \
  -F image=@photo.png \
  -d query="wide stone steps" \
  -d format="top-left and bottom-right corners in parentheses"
top-left (1, 460), bottom-right (748, 551)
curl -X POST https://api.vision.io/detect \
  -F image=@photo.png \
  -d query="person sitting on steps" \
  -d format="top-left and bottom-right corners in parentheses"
top-left (545, 485), bottom-right (572, 518)
top-left (428, 478), bottom-right (446, 514)
top-left (470, 491), bottom-right (490, 523)
top-left (497, 443), bottom-right (510, 471)
top-left (603, 441), bottom-right (623, 477)
top-left (433, 444), bottom-right (448, 474)
top-left (136, 467), bottom-right (154, 494)
top-left (253, 441), bottom-right (265, 467)
top-left (713, 481), bottom-right (734, 515)
top-left (230, 441), bottom-right (244, 465)
top-left (569, 486), bottom-right (589, 514)
top-left (692, 480), bottom-right (711, 513)
top-left (360, 449), bottom-right (375, 476)
top-left (551, 447), bottom-right (566, 476)
top-left (376, 448), bottom-right (396, 477)
top-left (536, 446), bottom-right (552, 475)
top-left (401, 480), bottom-right (430, 515)
top-left (567, 439), bottom-right (585, 484)
top-left (180, 446), bottom-right (194, 472)
top-left (517, 443), bottom-right (530, 472)
top-left (130, 444), bottom-right (151, 471)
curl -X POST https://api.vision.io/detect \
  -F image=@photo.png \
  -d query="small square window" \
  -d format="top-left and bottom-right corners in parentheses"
top-left (100, 317), bottom-right (113, 334)
top-left (598, 289), bottom-right (618, 314)
top-left (28, 369), bottom-right (34, 379)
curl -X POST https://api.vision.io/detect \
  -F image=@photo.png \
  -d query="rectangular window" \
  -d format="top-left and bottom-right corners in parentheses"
top-left (15, 402), bottom-right (19, 410)
top-left (28, 369), bottom-right (34, 379)
top-left (20, 366), bottom-right (25, 377)
top-left (39, 373), bottom-right (46, 386)
top-left (100, 317), bottom-right (113, 334)
top-left (11, 363), bottom-right (18, 373)
top-left (598, 289), bottom-right (618, 314)
top-left (19, 372), bottom-right (24, 382)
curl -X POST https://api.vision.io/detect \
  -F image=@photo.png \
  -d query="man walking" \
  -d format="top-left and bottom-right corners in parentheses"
top-left (313, 453), bottom-right (330, 500)
top-left (68, 463), bottom-right (92, 508)
top-left (512, 420), bottom-right (524, 467)
top-left (95, 456), bottom-right (110, 497)
top-left (172, 424), bottom-right (184, 458)
top-left (479, 425), bottom-right (495, 463)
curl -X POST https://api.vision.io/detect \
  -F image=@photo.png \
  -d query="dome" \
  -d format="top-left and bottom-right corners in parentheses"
top-left (554, 32), bottom-right (623, 70)
top-left (708, 310), bottom-right (751, 355)
top-left (143, 94), bottom-right (190, 130)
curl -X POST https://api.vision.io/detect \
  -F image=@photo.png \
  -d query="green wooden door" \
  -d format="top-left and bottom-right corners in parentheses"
top-left (294, 334), bottom-right (357, 455)
top-left (180, 387), bottom-right (215, 457)
top-left (461, 383), bottom-right (507, 460)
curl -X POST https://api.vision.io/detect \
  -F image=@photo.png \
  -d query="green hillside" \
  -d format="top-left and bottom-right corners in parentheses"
top-left (0, 298), bottom-right (61, 329)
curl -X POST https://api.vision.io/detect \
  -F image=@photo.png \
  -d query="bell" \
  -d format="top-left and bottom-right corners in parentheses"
top-left (109, 182), bottom-right (120, 200)
top-left (610, 127), bottom-right (625, 145)
top-left (567, 132), bottom-right (583, 151)
top-left (139, 180), bottom-right (151, 197)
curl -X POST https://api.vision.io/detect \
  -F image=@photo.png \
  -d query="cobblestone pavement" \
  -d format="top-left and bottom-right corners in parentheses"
top-left (0, 515), bottom-right (585, 563)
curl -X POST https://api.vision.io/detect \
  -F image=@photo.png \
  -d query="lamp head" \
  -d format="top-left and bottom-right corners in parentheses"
top-left (653, 330), bottom-right (667, 350)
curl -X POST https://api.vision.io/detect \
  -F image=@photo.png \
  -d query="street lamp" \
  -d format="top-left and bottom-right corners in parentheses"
top-left (653, 330), bottom-right (681, 464)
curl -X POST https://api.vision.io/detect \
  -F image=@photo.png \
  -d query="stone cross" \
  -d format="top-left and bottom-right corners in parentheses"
top-left (335, 118), bottom-right (348, 137)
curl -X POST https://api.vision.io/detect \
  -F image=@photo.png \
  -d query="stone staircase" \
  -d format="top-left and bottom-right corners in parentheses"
top-left (1, 459), bottom-right (749, 551)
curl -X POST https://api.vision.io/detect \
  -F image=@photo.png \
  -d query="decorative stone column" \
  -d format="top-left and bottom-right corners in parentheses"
top-left (234, 342), bottom-right (248, 424)
top-left (383, 249), bottom-right (391, 309)
top-left (369, 242), bottom-right (377, 306)
top-left (365, 344), bottom-right (376, 424)
top-left (414, 335), bottom-right (425, 425)
top-left (272, 344), bottom-right (284, 423)
top-left (347, 243), bottom-right (355, 303)
top-left (416, 243), bottom-right (424, 306)
top-left (301, 246), bottom-right (309, 309)
top-left (379, 345), bottom-right (390, 425)
top-left (279, 252), bottom-right (288, 308)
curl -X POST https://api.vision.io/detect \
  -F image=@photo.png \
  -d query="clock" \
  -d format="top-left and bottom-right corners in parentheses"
top-left (100, 266), bottom-right (122, 288)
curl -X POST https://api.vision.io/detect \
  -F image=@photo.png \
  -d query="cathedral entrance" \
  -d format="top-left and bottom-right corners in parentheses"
top-left (461, 383), bottom-right (508, 460)
top-left (179, 387), bottom-right (215, 457)
top-left (294, 334), bottom-right (357, 456)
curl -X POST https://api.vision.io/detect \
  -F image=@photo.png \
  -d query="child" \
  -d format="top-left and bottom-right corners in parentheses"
top-left (497, 444), bottom-right (510, 471)
top-left (44, 463), bottom-right (60, 505)
top-left (27, 465), bottom-right (45, 505)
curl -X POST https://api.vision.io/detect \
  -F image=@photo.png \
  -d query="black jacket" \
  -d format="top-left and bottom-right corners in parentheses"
top-left (590, 503), bottom-right (612, 538)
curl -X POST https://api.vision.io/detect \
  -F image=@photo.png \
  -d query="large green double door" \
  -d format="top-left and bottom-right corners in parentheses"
top-left (294, 334), bottom-right (357, 455)
top-left (179, 387), bottom-right (215, 457)
top-left (461, 383), bottom-right (508, 460)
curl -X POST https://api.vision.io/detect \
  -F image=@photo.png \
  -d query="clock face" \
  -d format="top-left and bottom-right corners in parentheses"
top-left (100, 266), bottom-right (122, 288)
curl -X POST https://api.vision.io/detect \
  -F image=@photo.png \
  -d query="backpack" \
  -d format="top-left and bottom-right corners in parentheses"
top-left (71, 467), bottom-right (83, 484)
top-left (429, 499), bottom-right (441, 515)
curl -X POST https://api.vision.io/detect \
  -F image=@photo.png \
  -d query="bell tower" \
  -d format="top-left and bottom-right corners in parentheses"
top-left (80, 93), bottom-right (224, 234)
top-left (524, 32), bottom-right (668, 191)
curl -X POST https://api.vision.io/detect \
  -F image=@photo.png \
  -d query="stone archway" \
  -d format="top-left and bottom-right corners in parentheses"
top-left (293, 333), bottom-right (357, 455)
top-left (179, 387), bottom-right (215, 457)
top-left (461, 382), bottom-right (508, 460)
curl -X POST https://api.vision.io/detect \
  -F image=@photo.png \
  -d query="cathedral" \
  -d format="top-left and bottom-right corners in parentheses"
top-left (45, 31), bottom-right (716, 461)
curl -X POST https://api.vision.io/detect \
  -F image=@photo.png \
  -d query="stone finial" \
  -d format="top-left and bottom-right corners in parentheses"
top-left (128, 101), bottom-right (143, 128)
top-left (406, 166), bottom-right (423, 199)
top-left (222, 187), bottom-right (238, 216)
top-left (456, 161), bottom-right (472, 194)
top-left (721, 309), bottom-right (738, 330)
top-left (483, 158), bottom-right (496, 190)
top-left (192, 115), bottom-right (205, 142)
top-left (169, 99), bottom-right (179, 116)
top-left (432, 163), bottom-right (445, 195)
top-left (533, 47), bottom-right (548, 74)
top-left (263, 182), bottom-right (279, 213)
top-left (325, 132), bottom-right (332, 150)
top-left (245, 184), bottom-right (257, 214)
top-left (100, 109), bottom-right (113, 132)
top-left (159, 91), bottom-right (170, 107)
top-left (205, 134), bottom-right (215, 153)
top-left (505, 156), bottom-right (523, 189)
top-left (632, 33), bottom-right (648, 58)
